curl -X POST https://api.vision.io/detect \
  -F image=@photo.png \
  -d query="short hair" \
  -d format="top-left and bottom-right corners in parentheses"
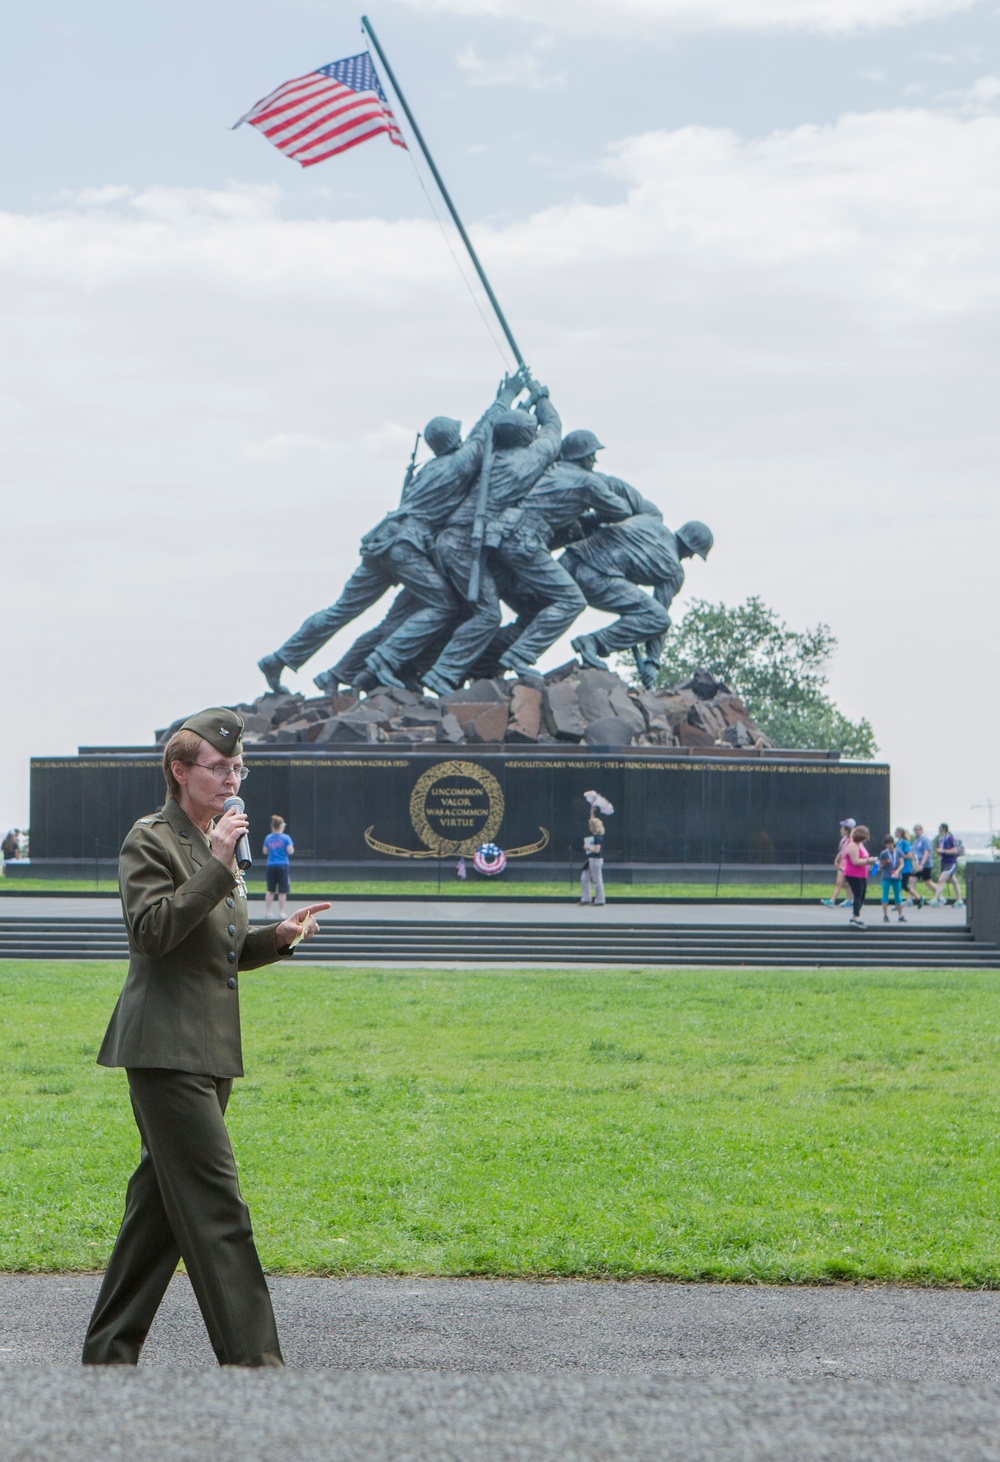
top-left (271, 815), bottom-right (285, 831)
top-left (883, 834), bottom-right (895, 846)
top-left (939, 822), bottom-right (949, 831)
top-left (852, 825), bottom-right (870, 842)
top-left (162, 729), bottom-right (207, 802)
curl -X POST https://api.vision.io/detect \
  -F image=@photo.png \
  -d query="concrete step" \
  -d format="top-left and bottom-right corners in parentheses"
top-left (0, 915), bottom-right (996, 968)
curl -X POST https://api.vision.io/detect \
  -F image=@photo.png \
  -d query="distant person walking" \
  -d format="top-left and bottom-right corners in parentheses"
top-left (1, 828), bottom-right (19, 861)
top-left (842, 825), bottom-right (877, 928)
top-left (263, 816), bottom-right (294, 917)
top-left (821, 818), bottom-right (855, 907)
top-left (895, 827), bottom-right (920, 908)
top-left (876, 835), bottom-right (907, 923)
top-left (910, 823), bottom-right (936, 904)
top-left (930, 823), bottom-right (964, 908)
top-left (580, 816), bottom-right (606, 907)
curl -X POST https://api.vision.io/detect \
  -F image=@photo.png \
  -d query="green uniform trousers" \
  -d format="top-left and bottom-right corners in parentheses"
top-left (82, 1068), bottom-right (283, 1368)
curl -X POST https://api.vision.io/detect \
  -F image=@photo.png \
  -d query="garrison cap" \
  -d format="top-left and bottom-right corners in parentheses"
top-left (179, 707), bottom-right (244, 756)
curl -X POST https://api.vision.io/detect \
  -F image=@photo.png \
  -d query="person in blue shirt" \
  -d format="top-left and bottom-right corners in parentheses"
top-left (910, 823), bottom-right (937, 905)
top-left (263, 815), bottom-right (294, 917)
top-left (876, 834), bottom-right (907, 923)
top-left (894, 826), bottom-right (922, 909)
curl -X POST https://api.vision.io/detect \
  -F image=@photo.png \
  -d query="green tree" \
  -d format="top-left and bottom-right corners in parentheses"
top-left (623, 596), bottom-right (877, 758)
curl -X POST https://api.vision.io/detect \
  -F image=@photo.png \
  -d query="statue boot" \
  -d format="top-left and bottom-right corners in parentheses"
top-left (571, 633), bottom-right (606, 672)
top-left (313, 669), bottom-right (342, 696)
top-left (498, 648), bottom-right (536, 679)
top-left (421, 668), bottom-right (456, 698)
top-left (364, 650), bottom-right (407, 691)
top-left (350, 667), bottom-right (380, 692)
top-left (259, 652), bottom-right (292, 695)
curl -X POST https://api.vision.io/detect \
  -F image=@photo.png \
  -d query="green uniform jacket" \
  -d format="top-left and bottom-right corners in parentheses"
top-left (97, 798), bottom-right (292, 1078)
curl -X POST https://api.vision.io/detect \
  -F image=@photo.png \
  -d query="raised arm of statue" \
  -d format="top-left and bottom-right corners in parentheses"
top-left (458, 370), bottom-right (526, 466)
top-left (579, 471), bottom-right (634, 524)
top-left (532, 393), bottom-right (562, 447)
top-left (602, 476), bottom-right (662, 519)
top-left (506, 394), bottom-right (562, 494)
top-left (496, 369), bottom-right (526, 408)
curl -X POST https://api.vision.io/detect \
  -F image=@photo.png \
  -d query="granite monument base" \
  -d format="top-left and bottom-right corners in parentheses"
top-left (29, 743), bottom-right (890, 879)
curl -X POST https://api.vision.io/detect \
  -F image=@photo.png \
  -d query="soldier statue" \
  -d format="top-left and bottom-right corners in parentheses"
top-left (480, 429), bottom-right (636, 676)
top-left (419, 379), bottom-right (563, 696)
top-left (564, 517), bottom-right (714, 689)
top-left (257, 371), bottom-right (524, 696)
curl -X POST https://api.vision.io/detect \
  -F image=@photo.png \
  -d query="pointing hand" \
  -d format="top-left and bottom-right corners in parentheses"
top-left (275, 902), bottom-right (332, 949)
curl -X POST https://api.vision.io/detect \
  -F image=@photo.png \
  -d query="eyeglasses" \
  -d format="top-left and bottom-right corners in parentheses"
top-left (189, 762), bottom-right (249, 782)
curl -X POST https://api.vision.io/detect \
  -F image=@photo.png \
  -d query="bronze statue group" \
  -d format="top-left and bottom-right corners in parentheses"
top-left (258, 369), bottom-right (714, 698)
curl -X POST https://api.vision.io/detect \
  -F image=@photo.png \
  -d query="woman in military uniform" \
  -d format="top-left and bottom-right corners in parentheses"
top-left (82, 708), bottom-right (329, 1368)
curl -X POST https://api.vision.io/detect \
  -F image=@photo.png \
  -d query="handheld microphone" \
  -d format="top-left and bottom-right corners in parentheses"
top-left (222, 795), bottom-right (253, 871)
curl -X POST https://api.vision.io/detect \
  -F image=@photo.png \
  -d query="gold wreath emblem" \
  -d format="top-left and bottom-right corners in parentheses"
top-left (362, 757), bottom-right (550, 860)
top-left (409, 759), bottom-right (504, 856)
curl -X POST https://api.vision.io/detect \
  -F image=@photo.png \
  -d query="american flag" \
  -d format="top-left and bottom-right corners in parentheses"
top-left (236, 51), bottom-right (406, 167)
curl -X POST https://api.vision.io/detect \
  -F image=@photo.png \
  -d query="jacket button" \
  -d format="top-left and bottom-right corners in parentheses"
top-left (226, 897), bottom-right (234, 908)
top-left (228, 976), bottom-right (237, 989)
top-left (228, 950), bottom-right (236, 963)
top-left (228, 924), bottom-right (236, 936)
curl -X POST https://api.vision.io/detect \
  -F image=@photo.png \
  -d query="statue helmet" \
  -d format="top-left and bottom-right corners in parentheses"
top-left (493, 409), bottom-right (538, 450)
top-left (423, 416), bottom-right (462, 456)
top-left (675, 520), bottom-right (714, 560)
top-left (560, 429), bottom-right (605, 462)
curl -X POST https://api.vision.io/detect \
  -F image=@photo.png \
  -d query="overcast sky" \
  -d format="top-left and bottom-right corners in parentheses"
top-left (2, 0), bottom-right (998, 833)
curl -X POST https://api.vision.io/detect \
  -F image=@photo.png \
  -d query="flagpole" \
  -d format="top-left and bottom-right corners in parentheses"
top-left (361, 14), bottom-right (527, 372)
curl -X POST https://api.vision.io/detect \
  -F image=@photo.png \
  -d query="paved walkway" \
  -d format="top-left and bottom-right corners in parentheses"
top-left (3, 1277), bottom-right (1000, 1458)
top-left (4, 1274), bottom-right (1000, 1379)
top-left (0, 894), bottom-right (971, 928)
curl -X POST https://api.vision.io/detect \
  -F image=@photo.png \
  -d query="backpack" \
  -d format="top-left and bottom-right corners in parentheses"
top-left (954, 838), bottom-right (965, 857)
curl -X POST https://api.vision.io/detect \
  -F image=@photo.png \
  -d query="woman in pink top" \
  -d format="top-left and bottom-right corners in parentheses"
top-left (842, 825), bottom-right (876, 927)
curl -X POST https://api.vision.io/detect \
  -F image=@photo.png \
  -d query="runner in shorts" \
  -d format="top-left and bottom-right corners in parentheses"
top-left (930, 822), bottom-right (964, 907)
top-left (876, 835), bottom-right (906, 923)
top-left (820, 817), bottom-right (856, 907)
top-left (909, 823), bottom-right (936, 905)
top-left (263, 815), bottom-right (294, 917)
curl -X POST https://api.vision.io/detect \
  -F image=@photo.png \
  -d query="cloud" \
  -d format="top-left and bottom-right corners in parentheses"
top-left (399, 0), bottom-right (983, 35)
top-left (957, 74), bottom-right (1000, 112)
top-left (1, 100), bottom-right (998, 824)
top-left (7, 107), bottom-right (998, 316)
top-left (456, 43), bottom-right (566, 89)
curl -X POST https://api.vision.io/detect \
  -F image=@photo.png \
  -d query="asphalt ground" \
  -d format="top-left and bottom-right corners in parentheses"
top-left (3, 1276), bottom-right (1000, 1458)
top-left (3, 1369), bottom-right (1000, 1461)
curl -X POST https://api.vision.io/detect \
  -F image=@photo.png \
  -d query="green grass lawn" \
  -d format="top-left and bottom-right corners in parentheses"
top-left (0, 876), bottom-right (847, 900)
top-left (1, 960), bottom-right (997, 1283)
